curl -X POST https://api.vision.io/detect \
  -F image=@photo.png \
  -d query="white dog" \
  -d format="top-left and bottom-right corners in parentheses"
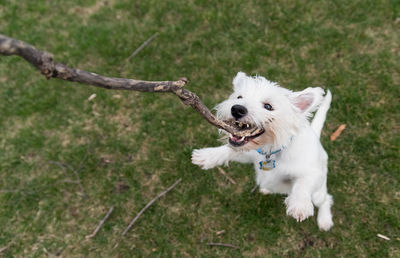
top-left (192, 72), bottom-right (333, 231)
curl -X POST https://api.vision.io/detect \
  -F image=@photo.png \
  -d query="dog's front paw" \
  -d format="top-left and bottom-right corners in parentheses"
top-left (259, 188), bottom-right (271, 195)
top-left (191, 148), bottom-right (221, 170)
top-left (285, 196), bottom-right (314, 222)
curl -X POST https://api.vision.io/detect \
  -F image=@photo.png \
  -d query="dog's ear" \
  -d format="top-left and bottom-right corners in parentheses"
top-left (232, 72), bottom-right (247, 91)
top-left (290, 87), bottom-right (325, 114)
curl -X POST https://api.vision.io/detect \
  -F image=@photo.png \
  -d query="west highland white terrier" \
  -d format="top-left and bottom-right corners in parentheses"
top-left (192, 72), bottom-right (333, 231)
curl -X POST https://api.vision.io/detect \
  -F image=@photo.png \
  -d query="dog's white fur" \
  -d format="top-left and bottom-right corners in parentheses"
top-left (192, 72), bottom-right (334, 231)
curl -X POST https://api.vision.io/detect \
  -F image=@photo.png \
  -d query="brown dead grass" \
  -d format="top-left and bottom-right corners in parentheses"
top-left (109, 108), bottom-right (141, 135)
top-left (69, 0), bottom-right (116, 25)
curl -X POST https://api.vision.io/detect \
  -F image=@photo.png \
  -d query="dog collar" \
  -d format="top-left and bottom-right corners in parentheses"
top-left (256, 137), bottom-right (293, 171)
top-left (257, 148), bottom-right (281, 171)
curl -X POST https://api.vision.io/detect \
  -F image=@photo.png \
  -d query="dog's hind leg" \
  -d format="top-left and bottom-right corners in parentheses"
top-left (312, 188), bottom-right (334, 231)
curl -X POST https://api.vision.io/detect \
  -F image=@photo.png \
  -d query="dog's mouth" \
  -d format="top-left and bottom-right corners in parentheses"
top-left (224, 120), bottom-right (265, 147)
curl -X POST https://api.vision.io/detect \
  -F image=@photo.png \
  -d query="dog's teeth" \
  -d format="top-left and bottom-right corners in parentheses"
top-left (246, 124), bottom-right (250, 128)
top-left (229, 133), bottom-right (233, 138)
top-left (240, 137), bottom-right (245, 141)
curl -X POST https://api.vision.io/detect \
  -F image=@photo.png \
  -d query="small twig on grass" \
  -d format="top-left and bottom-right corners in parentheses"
top-left (55, 179), bottom-right (80, 185)
top-left (0, 189), bottom-right (21, 193)
top-left (250, 185), bottom-right (258, 193)
top-left (0, 189), bottom-right (36, 195)
top-left (49, 160), bottom-right (68, 173)
top-left (1, 158), bottom-right (89, 196)
top-left (122, 178), bottom-right (182, 236)
top-left (72, 151), bottom-right (89, 198)
top-left (0, 179), bottom-right (80, 195)
top-left (216, 230), bottom-right (226, 236)
top-left (50, 154), bottom-right (88, 198)
top-left (377, 234), bottom-right (390, 241)
top-left (206, 242), bottom-right (239, 249)
top-left (128, 32), bottom-right (159, 60)
top-left (0, 242), bottom-right (12, 254)
top-left (217, 167), bottom-right (236, 185)
top-left (0, 246), bottom-right (8, 254)
top-left (85, 206), bottom-right (115, 239)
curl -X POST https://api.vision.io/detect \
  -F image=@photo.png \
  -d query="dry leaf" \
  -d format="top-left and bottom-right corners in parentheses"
top-left (330, 124), bottom-right (346, 141)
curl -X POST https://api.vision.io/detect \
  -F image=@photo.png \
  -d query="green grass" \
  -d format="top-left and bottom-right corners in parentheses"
top-left (0, 0), bottom-right (399, 256)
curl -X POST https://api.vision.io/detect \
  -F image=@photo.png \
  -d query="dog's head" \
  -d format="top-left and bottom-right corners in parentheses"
top-left (216, 72), bottom-right (324, 151)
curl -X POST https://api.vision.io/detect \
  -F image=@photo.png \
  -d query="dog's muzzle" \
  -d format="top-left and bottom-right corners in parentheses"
top-left (224, 118), bottom-right (265, 147)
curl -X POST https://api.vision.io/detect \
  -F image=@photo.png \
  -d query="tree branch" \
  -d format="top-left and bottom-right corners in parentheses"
top-left (0, 34), bottom-right (255, 137)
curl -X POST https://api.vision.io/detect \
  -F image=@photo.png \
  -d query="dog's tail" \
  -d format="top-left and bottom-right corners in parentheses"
top-left (311, 90), bottom-right (332, 138)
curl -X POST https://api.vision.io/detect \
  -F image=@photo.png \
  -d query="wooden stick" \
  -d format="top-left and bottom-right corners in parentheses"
top-left (122, 178), bottom-right (182, 236)
top-left (0, 34), bottom-right (255, 137)
top-left (206, 242), bottom-right (239, 249)
top-left (128, 32), bottom-right (158, 60)
top-left (217, 167), bottom-right (236, 185)
top-left (85, 206), bottom-right (115, 239)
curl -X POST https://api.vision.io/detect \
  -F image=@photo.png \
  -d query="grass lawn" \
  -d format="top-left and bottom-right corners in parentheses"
top-left (0, 0), bottom-right (399, 256)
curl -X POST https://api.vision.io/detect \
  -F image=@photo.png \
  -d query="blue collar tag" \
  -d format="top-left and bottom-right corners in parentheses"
top-left (257, 148), bottom-right (281, 171)
top-left (259, 159), bottom-right (275, 171)
top-left (256, 137), bottom-right (293, 171)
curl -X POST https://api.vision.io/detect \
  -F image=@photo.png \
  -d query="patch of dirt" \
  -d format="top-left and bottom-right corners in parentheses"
top-left (69, 0), bottom-right (116, 24)
top-left (1, 116), bottom-right (36, 139)
top-left (114, 181), bottom-right (130, 194)
top-left (298, 234), bottom-right (333, 253)
top-left (98, 153), bottom-right (116, 167)
top-left (243, 245), bottom-right (270, 256)
top-left (109, 109), bottom-right (141, 135)
top-left (134, 138), bottom-right (150, 162)
top-left (361, 27), bottom-right (399, 55)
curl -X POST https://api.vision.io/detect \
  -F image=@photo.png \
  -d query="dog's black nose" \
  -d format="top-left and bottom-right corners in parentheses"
top-left (231, 105), bottom-right (248, 119)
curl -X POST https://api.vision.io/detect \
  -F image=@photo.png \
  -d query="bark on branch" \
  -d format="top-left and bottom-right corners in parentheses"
top-left (0, 34), bottom-right (253, 136)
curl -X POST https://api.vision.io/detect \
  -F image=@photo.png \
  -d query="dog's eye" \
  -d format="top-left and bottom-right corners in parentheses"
top-left (237, 96), bottom-right (243, 99)
top-left (264, 103), bottom-right (273, 111)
